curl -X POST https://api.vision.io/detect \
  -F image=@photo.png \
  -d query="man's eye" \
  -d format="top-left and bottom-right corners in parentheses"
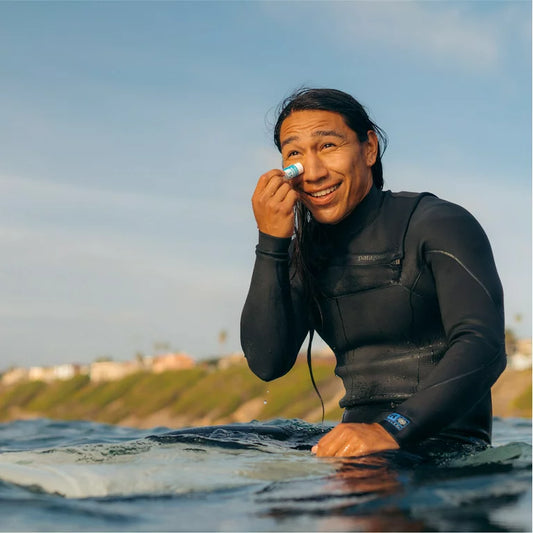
top-left (322, 143), bottom-right (335, 149)
top-left (286, 150), bottom-right (299, 158)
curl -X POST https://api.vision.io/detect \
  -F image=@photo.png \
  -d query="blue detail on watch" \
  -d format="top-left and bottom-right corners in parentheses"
top-left (385, 413), bottom-right (411, 431)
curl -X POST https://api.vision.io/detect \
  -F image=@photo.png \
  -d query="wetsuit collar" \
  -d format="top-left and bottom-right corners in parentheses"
top-left (326, 185), bottom-right (383, 236)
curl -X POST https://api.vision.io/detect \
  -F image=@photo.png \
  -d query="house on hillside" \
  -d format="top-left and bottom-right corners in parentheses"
top-left (28, 363), bottom-right (84, 383)
top-left (217, 353), bottom-right (245, 370)
top-left (509, 338), bottom-right (532, 371)
top-left (151, 352), bottom-right (195, 373)
top-left (28, 366), bottom-right (57, 382)
top-left (90, 360), bottom-right (144, 383)
top-left (53, 363), bottom-right (84, 380)
top-left (1, 367), bottom-right (29, 386)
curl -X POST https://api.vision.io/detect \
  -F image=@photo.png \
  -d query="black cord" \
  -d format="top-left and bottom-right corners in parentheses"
top-left (306, 329), bottom-right (325, 424)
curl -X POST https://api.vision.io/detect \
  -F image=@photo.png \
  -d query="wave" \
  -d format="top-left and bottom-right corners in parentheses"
top-left (0, 419), bottom-right (529, 502)
top-left (0, 419), bottom-right (336, 499)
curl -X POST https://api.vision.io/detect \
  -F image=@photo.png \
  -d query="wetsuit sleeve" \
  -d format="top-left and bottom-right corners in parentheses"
top-left (379, 200), bottom-right (506, 445)
top-left (240, 232), bottom-right (311, 381)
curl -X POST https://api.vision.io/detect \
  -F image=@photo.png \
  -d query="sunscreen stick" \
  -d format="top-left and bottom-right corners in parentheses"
top-left (283, 162), bottom-right (304, 179)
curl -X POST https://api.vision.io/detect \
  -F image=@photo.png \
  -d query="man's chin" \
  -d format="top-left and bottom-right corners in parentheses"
top-left (308, 209), bottom-right (344, 226)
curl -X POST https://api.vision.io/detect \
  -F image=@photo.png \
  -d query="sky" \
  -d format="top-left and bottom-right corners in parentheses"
top-left (0, 0), bottom-right (531, 370)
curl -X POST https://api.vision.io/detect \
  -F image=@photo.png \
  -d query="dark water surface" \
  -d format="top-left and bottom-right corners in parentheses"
top-left (0, 417), bottom-right (530, 532)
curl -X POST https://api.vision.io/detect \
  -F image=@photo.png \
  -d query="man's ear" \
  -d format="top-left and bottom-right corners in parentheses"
top-left (365, 130), bottom-right (379, 166)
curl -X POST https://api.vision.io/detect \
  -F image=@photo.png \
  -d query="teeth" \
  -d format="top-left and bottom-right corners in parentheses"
top-left (308, 185), bottom-right (339, 198)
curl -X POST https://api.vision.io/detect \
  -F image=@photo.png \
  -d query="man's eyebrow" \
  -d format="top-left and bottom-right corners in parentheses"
top-left (280, 135), bottom-right (298, 149)
top-left (312, 129), bottom-right (346, 140)
top-left (280, 130), bottom-right (346, 149)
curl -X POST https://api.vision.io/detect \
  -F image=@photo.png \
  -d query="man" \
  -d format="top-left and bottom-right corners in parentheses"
top-left (240, 88), bottom-right (506, 457)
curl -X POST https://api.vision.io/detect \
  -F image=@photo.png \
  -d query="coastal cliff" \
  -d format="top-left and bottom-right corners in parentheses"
top-left (0, 356), bottom-right (530, 429)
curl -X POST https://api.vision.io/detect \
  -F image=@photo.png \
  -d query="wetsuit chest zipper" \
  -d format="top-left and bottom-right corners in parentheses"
top-left (318, 255), bottom-right (403, 298)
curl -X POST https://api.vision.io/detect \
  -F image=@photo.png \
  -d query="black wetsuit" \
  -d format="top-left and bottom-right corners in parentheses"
top-left (240, 186), bottom-right (506, 448)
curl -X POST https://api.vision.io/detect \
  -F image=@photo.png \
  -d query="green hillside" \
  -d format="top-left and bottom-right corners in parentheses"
top-left (1, 357), bottom-right (529, 428)
top-left (0, 357), bottom-right (345, 428)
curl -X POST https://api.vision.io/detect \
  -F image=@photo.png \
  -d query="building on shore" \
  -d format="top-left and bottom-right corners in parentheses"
top-left (151, 352), bottom-right (195, 373)
top-left (89, 360), bottom-right (145, 383)
top-left (1, 367), bottom-right (29, 386)
top-left (89, 352), bottom-right (195, 382)
top-left (3, 337), bottom-right (530, 387)
top-left (508, 338), bottom-right (532, 371)
top-left (217, 353), bottom-right (246, 370)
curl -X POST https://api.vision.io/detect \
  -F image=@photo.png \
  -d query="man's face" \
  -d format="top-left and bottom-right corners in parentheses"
top-left (280, 110), bottom-right (378, 225)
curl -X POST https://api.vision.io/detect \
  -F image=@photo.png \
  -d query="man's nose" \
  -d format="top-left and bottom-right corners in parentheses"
top-left (301, 153), bottom-right (328, 182)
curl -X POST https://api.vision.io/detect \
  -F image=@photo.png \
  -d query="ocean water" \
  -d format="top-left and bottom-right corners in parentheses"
top-left (0, 417), bottom-right (530, 532)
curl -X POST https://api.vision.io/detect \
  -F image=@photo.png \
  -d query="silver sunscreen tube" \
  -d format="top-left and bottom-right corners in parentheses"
top-left (283, 162), bottom-right (304, 179)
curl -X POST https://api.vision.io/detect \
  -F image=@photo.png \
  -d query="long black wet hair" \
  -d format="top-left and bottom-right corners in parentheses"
top-left (274, 88), bottom-right (386, 189)
top-left (273, 88), bottom-right (388, 419)
top-left (274, 88), bottom-right (387, 291)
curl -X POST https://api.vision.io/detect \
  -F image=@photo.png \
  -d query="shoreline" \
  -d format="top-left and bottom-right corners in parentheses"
top-left (0, 364), bottom-right (530, 429)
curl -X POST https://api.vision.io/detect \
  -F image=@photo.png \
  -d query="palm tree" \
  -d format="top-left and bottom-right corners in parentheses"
top-left (218, 329), bottom-right (228, 356)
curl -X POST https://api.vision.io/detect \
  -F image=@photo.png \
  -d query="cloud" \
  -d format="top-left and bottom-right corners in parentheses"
top-left (0, 174), bottom-right (252, 283)
top-left (289, 1), bottom-right (528, 73)
top-left (345, 3), bottom-right (497, 68)
top-left (0, 173), bottom-right (257, 365)
top-left (0, 214), bottom-right (251, 366)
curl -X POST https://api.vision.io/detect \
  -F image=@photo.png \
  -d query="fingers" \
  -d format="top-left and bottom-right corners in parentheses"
top-left (263, 180), bottom-right (294, 206)
top-left (311, 423), bottom-right (400, 458)
top-left (314, 426), bottom-right (362, 457)
top-left (252, 169), bottom-right (299, 238)
top-left (256, 170), bottom-right (295, 203)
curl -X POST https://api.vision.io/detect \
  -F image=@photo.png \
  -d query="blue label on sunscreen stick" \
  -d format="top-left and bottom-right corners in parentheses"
top-left (283, 162), bottom-right (304, 179)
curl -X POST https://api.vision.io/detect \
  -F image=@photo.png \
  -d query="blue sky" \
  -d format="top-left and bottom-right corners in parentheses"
top-left (0, 0), bottom-right (531, 369)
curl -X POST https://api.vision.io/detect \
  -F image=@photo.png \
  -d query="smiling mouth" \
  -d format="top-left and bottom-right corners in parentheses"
top-left (305, 184), bottom-right (340, 198)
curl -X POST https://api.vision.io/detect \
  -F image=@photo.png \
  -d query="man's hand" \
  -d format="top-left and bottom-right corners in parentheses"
top-left (311, 423), bottom-right (400, 457)
top-left (251, 169), bottom-right (299, 238)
